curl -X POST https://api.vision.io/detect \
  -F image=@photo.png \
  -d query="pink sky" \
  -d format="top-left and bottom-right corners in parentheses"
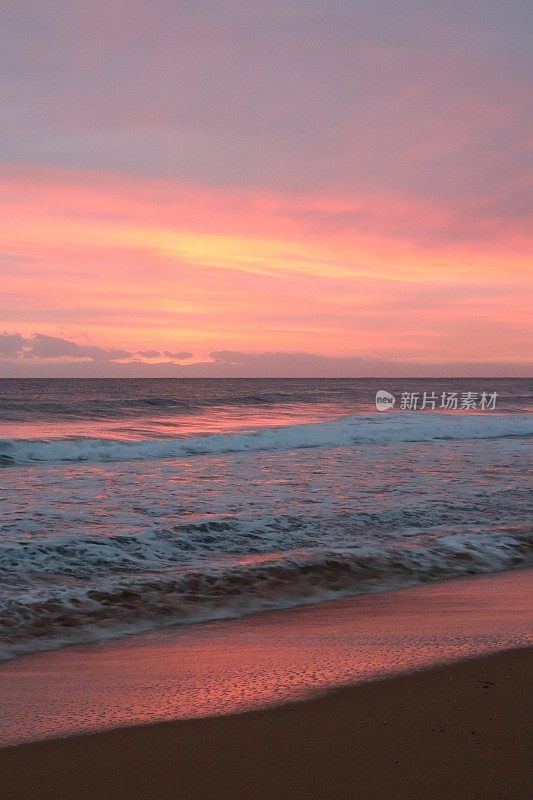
top-left (1, 2), bottom-right (531, 376)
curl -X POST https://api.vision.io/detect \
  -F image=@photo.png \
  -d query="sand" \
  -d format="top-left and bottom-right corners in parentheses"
top-left (0, 647), bottom-right (531, 800)
top-left (1, 569), bottom-right (531, 746)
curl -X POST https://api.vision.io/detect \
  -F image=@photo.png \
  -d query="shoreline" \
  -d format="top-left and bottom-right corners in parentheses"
top-left (2, 563), bottom-right (531, 667)
top-left (1, 647), bottom-right (531, 800)
top-left (0, 568), bottom-right (531, 747)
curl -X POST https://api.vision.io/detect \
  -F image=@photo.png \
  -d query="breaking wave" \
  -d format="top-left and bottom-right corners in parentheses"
top-left (1, 412), bottom-right (531, 465)
top-left (0, 525), bottom-right (531, 660)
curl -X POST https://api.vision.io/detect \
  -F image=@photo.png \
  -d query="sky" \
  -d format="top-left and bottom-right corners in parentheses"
top-left (1, 0), bottom-right (531, 377)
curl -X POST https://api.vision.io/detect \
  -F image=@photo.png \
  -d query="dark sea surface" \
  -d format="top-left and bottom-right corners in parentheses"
top-left (0, 378), bottom-right (531, 659)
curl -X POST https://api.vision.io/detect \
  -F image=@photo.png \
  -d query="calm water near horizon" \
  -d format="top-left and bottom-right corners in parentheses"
top-left (0, 377), bottom-right (531, 661)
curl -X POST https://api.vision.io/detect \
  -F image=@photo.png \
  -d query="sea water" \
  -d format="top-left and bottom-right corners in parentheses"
top-left (0, 377), bottom-right (531, 659)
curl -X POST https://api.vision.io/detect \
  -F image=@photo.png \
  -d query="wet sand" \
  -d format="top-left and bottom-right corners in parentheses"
top-left (0, 569), bottom-right (531, 746)
top-left (0, 647), bottom-right (531, 800)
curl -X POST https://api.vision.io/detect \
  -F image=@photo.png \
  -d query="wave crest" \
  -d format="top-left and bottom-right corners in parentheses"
top-left (1, 528), bottom-right (530, 660)
top-left (1, 413), bottom-right (531, 465)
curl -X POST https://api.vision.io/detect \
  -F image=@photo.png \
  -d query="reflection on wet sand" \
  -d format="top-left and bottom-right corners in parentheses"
top-left (0, 569), bottom-right (530, 746)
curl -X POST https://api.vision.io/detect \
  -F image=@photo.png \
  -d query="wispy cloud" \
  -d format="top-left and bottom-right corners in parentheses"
top-left (0, 332), bottom-right (194, 364)
top-left (163, 351), bottom-right (193, 360)
top-left (0, 2), bottom-right (530, 375)
top-left (1, 169), bottom-right (530, 371)
top-left (0, 332), bottom-right (26, 357)
top-left (30, 334), bottom-right (131, 361)
top-left (1, 338), bottom-right (530, 378)
top-left (1, 2), bottom-right (530, 203)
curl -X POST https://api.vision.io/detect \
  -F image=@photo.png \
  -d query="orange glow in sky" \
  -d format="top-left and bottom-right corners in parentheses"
top-left (1, 167), bottom-right (531, 374)
top-left (1, 2), bottom-right (531, 376)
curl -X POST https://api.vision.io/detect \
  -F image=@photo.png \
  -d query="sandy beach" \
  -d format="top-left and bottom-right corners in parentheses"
top-left (2, 0), bottom-right (532, 791)
top-left (0, 646), bottom-right (531, 800)
top-left (0, 569), bottom-right (531, 745)
top-left (0, 570), bottom-right (531, 799)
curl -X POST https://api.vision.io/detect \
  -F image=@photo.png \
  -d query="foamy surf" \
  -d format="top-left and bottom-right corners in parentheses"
top-left (1, 378), bottom-right (531, 662)
top-left (1, 525), bottom-right (531, 661)
top-left (1, 412), bottom-right (531, 465)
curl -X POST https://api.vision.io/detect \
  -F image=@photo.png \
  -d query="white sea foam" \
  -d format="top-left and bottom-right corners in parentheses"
top-left (1, 392), bottom-right (531, 661)
top-left (1, 412), bottom-right (531, 465)
top-left (0, 527), bottom-right (530, 661)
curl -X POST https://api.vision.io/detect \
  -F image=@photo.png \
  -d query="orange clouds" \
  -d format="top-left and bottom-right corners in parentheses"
top-left (0, 166), bottom-right (531, 369)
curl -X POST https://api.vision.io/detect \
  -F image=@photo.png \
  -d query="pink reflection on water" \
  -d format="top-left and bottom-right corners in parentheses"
top-left (0, 570), bottom-right (530, 746)
top-left (0, 403), bottom-right (339, 443)
top-left (230, 551), bottom-right (309, 567)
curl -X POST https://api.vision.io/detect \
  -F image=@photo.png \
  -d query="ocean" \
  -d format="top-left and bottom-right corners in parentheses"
top-left (0, 377), bottom-right (531, 660)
